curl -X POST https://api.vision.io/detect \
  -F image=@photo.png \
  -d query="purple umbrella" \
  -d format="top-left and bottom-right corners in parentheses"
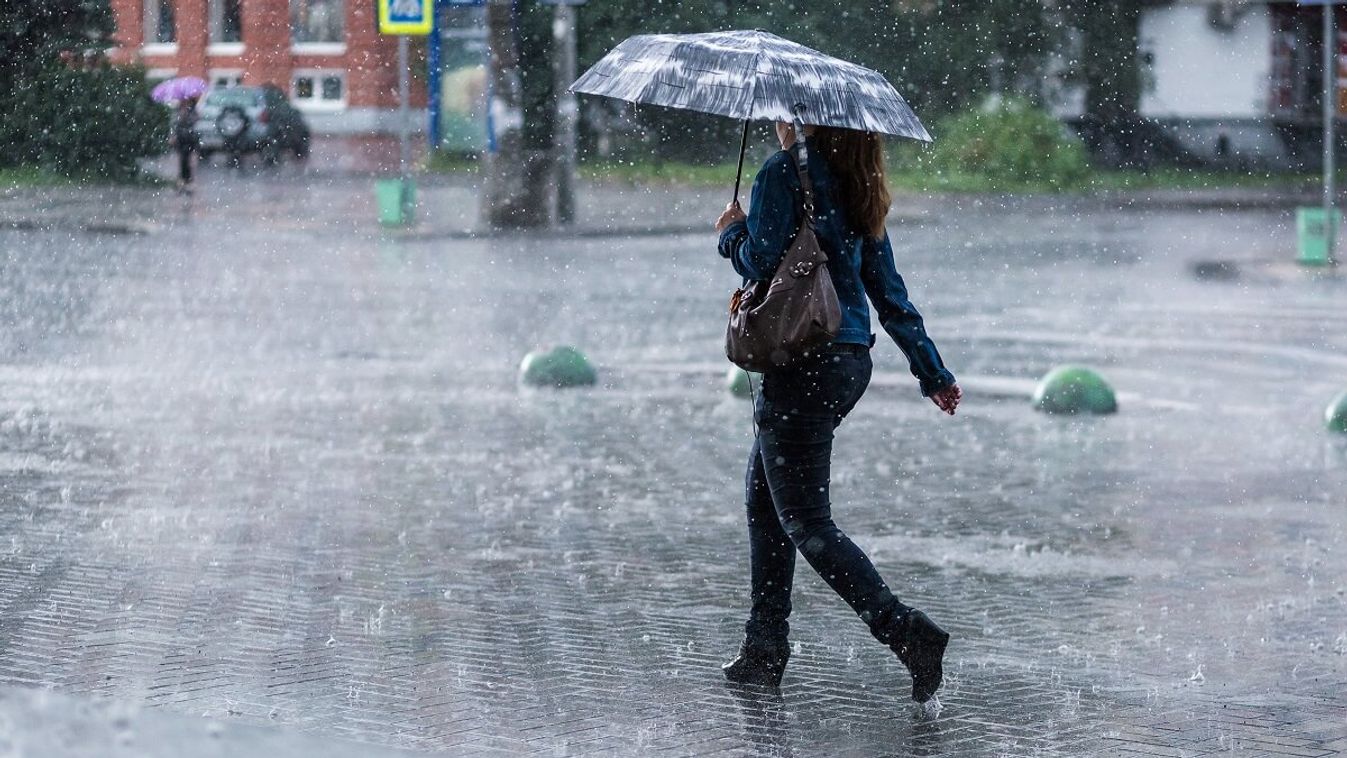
top-left (151, 76), bottom-right (209, 104)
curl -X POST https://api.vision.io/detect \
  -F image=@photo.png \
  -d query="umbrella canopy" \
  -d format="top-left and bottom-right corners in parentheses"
top-left (151, 76), bottom-right (209, 104)
top-left (570, 29), bottom-right (931, 142)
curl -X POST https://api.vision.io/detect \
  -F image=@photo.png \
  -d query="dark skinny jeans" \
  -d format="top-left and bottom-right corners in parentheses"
top-left (744, 345), bottom-right (907, 646)
top-left (177, 146), bottom-right (193, 185)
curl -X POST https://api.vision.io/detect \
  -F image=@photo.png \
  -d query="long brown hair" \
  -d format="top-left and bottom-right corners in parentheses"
top-left (809, 126), bottom-right (890, 240)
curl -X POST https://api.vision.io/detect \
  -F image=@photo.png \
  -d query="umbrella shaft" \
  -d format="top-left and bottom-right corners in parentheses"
top-left (732, 120), bottom-right (749, 206)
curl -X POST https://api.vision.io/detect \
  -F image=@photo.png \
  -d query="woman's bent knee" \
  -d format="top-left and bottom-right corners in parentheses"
top-left (780, 515), bottom-right (842, 558)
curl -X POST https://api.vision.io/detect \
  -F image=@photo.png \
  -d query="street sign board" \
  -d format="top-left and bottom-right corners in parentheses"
top-left (378, 0), bottom-right (432, 35)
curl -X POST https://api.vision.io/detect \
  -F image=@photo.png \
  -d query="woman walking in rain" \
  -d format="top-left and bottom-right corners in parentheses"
top-left (714, 121), bottom-right (962, 703)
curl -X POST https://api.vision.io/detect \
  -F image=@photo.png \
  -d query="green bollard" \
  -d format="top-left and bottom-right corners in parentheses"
top-left (1326, 391), bottom-right (1347, 433)
top-left (726, 367), bottom-right (762, 400)
top-left (1296, 207), bottom-right (1339, 266)
top-left (1032, 366), bottom-right (1118, 415)
top-left (519, 346), bottom-right (597, 388)
top-left (375, 178), bottom-right (416, 227)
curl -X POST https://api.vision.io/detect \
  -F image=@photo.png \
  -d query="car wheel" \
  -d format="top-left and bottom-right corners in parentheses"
top-left (216, 107), bottom-right (249, 141)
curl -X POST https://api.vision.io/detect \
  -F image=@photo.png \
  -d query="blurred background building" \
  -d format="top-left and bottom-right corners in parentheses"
top-left (1108, 0), bottom-right (1347, 170)
top-left (108, 0), bottom-right (431, 134)
top-left (102, 0), bottom-right (1347, 169)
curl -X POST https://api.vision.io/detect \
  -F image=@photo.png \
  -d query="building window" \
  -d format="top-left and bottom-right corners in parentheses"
top-left (210, 0), bottom-right (242, 43)
top-left (291, 0), bottom-right (344, 45)
top-left (143, 0), bottom-right (175, 45)
top-left (292, 70), bottom-right (346, 109)
top-left (210, 70), bottom-right (244, 89)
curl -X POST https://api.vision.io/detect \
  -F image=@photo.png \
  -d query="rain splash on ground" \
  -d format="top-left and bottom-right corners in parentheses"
top-left (1, 168), bottom-right (1345, 756)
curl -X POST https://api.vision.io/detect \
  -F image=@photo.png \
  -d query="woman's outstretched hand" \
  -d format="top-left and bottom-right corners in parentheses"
top-left (930, 384), bottom-right (962, 416)
top-left (715, 200), bottom-right (747, 232)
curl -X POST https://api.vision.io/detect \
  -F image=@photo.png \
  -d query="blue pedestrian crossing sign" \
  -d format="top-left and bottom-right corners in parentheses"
top-left (378, 0), bottom-right (432, 35)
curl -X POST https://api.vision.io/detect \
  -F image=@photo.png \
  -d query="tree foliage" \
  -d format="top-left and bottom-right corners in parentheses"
top-left (922, 97), bottom-right (1089, 188)
top-left (886, 0), bottom-right (1062, 114)
top-left (0, 0), bottom-right (113, 70)
top-left (2, 65), bottom-right (168, 180)
top-left (1056, 0), bottom-right (1146, 120)
top-left (0, 0), bottom-right (166, 178)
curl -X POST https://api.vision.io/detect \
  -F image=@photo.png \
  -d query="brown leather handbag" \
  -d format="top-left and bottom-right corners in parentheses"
top-left (725, 142), bottom-right (841, 372)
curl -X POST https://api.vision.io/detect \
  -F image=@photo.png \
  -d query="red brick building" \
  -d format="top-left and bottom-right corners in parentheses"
top-left (109, 0), bottom-right (427, 133)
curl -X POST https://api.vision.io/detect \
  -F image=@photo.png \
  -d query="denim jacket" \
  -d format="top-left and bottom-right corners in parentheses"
top-left (718, 148), bottom-right (956, 397)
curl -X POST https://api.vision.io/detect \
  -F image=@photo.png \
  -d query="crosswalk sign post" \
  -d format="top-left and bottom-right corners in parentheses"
top-left (375, 0), bottom-right (431, 227)
top-left (1298, 0), bottom-right (1340, 266)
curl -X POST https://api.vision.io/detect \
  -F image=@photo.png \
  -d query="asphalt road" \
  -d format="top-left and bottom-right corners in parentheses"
top-left (1, 169), bottom-right (1345, 756)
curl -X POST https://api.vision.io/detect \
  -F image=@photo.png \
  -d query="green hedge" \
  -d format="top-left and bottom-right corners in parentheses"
top-left (0, 63), bottom-right (167, 181)
top-left (898, 98), bottom-right (1090, 191)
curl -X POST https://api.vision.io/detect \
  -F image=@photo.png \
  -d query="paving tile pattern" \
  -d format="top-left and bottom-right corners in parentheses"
top-left (0, 176), bottom-right (1345, 755)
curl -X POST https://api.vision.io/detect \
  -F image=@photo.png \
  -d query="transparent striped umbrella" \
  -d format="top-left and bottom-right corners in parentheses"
top-left (570, 29), bottom-right (931, 203)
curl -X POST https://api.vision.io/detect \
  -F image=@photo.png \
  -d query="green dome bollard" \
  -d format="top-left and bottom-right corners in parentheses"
top-left (1326, 391), bottom-right (1347, 433)
top-left (726, 367), bottom-right (762, 400)
top-left (1032, 366), bottom-right (1118, 415)
top-left (519, 346), bottom-right (597, 388)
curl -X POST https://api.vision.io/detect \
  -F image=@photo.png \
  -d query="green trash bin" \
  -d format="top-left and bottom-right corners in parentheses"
top-left (375, 178), bottom-right (415, 227)
top-left (1296, 207), bottom-right (1339, 266)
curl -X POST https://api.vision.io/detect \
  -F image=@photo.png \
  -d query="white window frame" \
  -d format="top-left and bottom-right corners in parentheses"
top-left (208, 0), bottom-right (244, 46)
top-left (289, 0), bottom-right (346, 51)
top-left (142, 0), bottom-right (176, 47)
top-left (209, 69), bottom-right (244, 89)
top-left (292, 42), bottom-right (347, 55)
top-left (207, 42), bottom-right (246, 56)
top-left (291, 68), bottom-right (347, 111)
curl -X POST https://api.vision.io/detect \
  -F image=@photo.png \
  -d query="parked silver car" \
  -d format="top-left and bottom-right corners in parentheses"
top-left (194, 85), bottom-right (311, 165)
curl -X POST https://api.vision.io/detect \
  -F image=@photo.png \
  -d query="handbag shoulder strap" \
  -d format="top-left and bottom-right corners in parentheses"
top-left (788, 143), bottom-right (816, 225)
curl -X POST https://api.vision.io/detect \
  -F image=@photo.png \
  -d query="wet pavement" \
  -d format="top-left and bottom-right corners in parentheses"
top-left (1, 163), bottom-right (1346, 756)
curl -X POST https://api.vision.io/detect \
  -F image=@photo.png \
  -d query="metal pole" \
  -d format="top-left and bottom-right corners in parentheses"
top-left (398, 33), bottom-right (412, 219)
top-left (427, 3), bottom-right (442, 156)
top-left (552, 2), bottom-right (578, 225)
top-left (1325, 0), bottom-right (1337, 263)
top-left (484, 13), bottom-right (497, 155)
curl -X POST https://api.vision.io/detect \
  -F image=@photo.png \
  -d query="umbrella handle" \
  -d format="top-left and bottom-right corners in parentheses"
top-left (791, 103), bottom-right (809, 166)
top-left (731, 119), bottom-right (749, 207)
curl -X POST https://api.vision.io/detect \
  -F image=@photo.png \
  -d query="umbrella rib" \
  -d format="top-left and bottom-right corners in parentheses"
top-left (629, 41), bottom-right (685, 110)
top-left (748, 40), bottom-right (765, 121)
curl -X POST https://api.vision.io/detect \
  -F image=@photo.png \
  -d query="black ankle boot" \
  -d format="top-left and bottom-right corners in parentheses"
top-left (722, 639), bottom-right (791, 687)
top-left (889, 610), bottom-right (949, 702)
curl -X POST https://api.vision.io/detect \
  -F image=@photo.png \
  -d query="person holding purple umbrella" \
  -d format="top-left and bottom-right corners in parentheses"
top-left (170, 96), bottom-right (200, 192)
top-left (151, 77), bottom-right (208, 193)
